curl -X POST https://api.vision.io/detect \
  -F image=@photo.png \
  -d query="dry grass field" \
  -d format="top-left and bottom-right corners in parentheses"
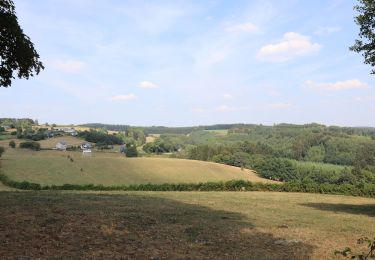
top-left (38, 136), bottom-right (88, 148)
top-left (0, 190), bottom-right (373, 259)
top-left (0, 136), bottom-right (86, 149)
top-left (0, 149), bottom-right (276, 186)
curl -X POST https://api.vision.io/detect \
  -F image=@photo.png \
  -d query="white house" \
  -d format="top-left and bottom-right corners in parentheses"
top-left (80, 143), bottom-right (92, 150)
top-left (55, 141), bottom-right (67, 151)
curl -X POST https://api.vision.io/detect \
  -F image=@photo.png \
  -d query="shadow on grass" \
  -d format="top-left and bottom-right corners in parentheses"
top-left (0, 191), bottom-right (315, 259)
top-left (301, 203), bottom-right (375, 217)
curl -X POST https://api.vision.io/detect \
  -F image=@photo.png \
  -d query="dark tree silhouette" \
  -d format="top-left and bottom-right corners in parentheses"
top-left (350, 0), bottom-right (375, 74)
top-left (0, 0), bottom-right (44, 87)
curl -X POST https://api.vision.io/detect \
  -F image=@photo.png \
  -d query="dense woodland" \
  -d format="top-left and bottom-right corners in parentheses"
top-left (139, 123), bottom-right (375, 187)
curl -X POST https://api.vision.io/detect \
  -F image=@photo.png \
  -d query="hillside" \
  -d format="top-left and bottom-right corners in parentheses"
top-left (38, 136), bottom-right (87, 148)
top-left (0, 149), bottom-right (277, 186)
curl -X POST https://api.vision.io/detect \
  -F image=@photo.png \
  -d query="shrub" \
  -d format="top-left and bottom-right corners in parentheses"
top-left (19, 141), bottom-right (40, 151)
top-left (126, 144), bottom-right (138, 157)
top-left (9, 140), bottom-right (16, 148)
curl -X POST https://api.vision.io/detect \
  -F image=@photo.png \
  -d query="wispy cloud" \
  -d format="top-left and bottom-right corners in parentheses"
top-left (111, 94), bottom-right (137, 101)
top-left (192, 105), bottom-right (247, 113)
top-left (138, 81), bottom-right (158, 88)
top-left (257, 32), bottom-right (321, 62)
top-left (354, 96), bottom-right (375, 102)
top-left (215, 105), bottom-right (248, 112)
top-left (306, 79), bottom-right (367, 91)
top-left (315, 26), bottom-right (341, 36)
top-left (191, 107), bottom-right (208, 113)
top-left (216, 105), bottom-right (233, 112)
top-left (222, 93), bottom-right (234, 99)
top-left (226, 22), bottom-right (259, 33)
top-left (49, 60), bottom-right (86, 73)
top-left (267, 102), bottom-right (292, 109)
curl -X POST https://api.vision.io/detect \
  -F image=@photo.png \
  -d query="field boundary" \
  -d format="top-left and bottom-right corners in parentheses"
top-left (0, 171), bottom-right (374, 197)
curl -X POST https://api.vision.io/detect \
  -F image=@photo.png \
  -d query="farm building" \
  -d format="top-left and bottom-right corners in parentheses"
top-left (80, 143), bottom-right (92, 150)
top-left (55, 128), bottom-right (78, 136)
top-left (82, 149), bottom-right (92, 156)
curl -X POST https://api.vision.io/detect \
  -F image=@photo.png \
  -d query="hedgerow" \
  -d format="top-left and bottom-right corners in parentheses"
top-left (0, 172), bottom-right (374, 197)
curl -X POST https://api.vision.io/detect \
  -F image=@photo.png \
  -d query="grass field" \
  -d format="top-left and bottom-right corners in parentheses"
top-left (0, 149), bottom-right (276, 186)
top-left (0, 136), bottom-right (87, 149)
top-left (38, 136), bottom-right (87, 148)
top-left (204, 129), bottom-right (228, 135)
top-left (0, 189), bottom-right (373, 259)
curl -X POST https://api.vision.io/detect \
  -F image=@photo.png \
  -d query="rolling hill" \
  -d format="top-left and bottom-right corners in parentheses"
top-left (0, 149), bottom-right (278, 186)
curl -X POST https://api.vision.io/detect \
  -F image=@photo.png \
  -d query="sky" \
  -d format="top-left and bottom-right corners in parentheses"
top-left (1, 0), bottom-right (375, 127)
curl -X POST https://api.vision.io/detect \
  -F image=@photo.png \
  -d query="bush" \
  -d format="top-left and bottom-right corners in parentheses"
top-left (254, 157), bottom-right (299, 181)
top-left (9, 140), bottom-right (16, 148)
top-left (19, 141), bottom-right (40, 151)
top-left (126, 144), bottom-right (138, 157)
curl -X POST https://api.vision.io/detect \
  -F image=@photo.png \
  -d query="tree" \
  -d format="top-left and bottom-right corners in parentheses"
top-left (0, 146), bottom-right (4, 157)
top-left (125, 144), bottom-right (138, 157)
top-left (0, 0), bottom-right (44, 87)
top-left (8, 140), bottom-right (15, 148)
top-left (350, 0), bottom-right (375, 74)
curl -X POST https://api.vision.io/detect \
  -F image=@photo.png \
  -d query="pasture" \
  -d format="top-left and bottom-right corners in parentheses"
top-left (0, 189), bottom-right (373, 259)
top-left (0, 149), bottom-right (275, 186)
top-left (38, 136), bottom-right (87, 149)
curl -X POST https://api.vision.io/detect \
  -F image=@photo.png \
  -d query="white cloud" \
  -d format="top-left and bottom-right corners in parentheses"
top-left (138, 81), bottom-right (158, 88)
top-left (191, 107), bottom-right (208, 113)
top-left (306, 79), bottom-right (367, 91)
top-left (266, 89), bottom-right (281, 97)
top-left (355, 96), bottom-right (375, 102)
top-left (50, 60), bottom-right (86, 72)
top-left (267, 103), bottom-right (292, 109)
top-left (215, 105), bottom-right (248, 112)
top-left (257, 32), bottom-right (321, 62)
top-left (216, 105), bottom-right (232, 112)
top-left (111, 94), bottom-right (137, 101)
top-left (315, 26), bottom-right (341, 36)
top-left (222, 93), bottom-right (234, 99)
top-left (226, 22), bottom-right (259, 33)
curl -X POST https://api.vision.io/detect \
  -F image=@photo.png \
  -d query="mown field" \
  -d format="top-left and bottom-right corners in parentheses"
top-left (0, 189), bottom-right (373, 259)
top-left (0, 149), bottom-right (275, 186)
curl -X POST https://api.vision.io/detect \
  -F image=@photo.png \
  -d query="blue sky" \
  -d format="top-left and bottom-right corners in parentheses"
top-left (1, 0), bottom-right (375, 126)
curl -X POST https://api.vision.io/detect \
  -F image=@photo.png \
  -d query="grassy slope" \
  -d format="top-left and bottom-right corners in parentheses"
top-left (0, 136), bottom-right (87, 149)
top-left (0, 190), bottom-right (373, 259)
top-left (1, 149), bottom-right (277, 186)
top-left (38, 136), bottom-right (87, 148)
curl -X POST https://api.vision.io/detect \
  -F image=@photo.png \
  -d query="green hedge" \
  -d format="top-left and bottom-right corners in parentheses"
top-left (0, 172), bottom-right (374, 197)
top-left (19, 141), bottom-right (41, 151)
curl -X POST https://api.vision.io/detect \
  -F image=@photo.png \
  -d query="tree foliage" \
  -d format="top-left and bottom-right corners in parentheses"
top-left (0, 0), bottom-right (44, 87)
top-left (350, 0), bottom-right (375, 74)
top-left (8, 140), bottom-right (15, 148)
